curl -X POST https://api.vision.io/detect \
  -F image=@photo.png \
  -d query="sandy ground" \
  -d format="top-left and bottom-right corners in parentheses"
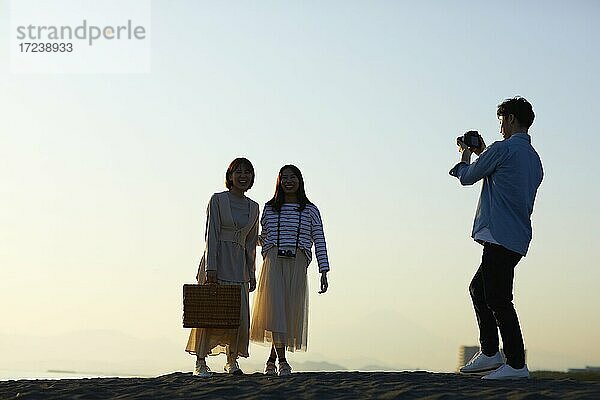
top-left (2, 371), bottom-right (600, 399)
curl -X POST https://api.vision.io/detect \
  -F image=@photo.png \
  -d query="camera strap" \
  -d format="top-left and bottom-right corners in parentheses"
top-left (277, 206), bottom-right (302, 250)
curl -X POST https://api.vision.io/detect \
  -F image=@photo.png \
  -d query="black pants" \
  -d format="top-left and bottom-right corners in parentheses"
top-left (469, 242), bottom-right (525, 369)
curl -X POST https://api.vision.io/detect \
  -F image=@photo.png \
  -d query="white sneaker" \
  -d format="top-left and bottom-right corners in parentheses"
top-left (265, 361), bottom-right (277, 376)
top-left (224, 361), bottom-right (243, 375)
top-left (482, 364), bottom-right (530, 380)
top-left (278, 360), bottom-right (292, 376)
top-left (193, 363), bottom-right (212, 377)
top-left (459, 351), bottom-right (504, 373)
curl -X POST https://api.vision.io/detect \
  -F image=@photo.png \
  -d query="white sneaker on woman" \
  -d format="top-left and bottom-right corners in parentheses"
top-left (459, 351), bottom-right (504, 373)
top-left (482, 364), bottom-right (530, 380)
top-left (193, 362), bottom-right (212, 378)
top-left (224, 360), bottom-right (243, 375)
top-left (278, 361), bottom-right (292, 376)
top-left (265, 361), bottom-right (277, 376)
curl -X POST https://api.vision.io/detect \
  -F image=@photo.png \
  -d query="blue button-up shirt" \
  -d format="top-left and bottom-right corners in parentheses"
top-left (449, 133), bottom-right (543, 255)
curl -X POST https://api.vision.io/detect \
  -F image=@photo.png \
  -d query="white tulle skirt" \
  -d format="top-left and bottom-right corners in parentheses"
top-left (250, 247), bottom-right (309, 352)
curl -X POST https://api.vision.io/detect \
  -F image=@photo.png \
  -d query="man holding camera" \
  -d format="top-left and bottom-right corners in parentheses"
top-left (450, 97), bottom-right (543, 380)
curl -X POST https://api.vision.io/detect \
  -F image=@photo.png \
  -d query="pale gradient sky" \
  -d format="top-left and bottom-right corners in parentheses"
top-left (1, 0), bottom-right (599, 376)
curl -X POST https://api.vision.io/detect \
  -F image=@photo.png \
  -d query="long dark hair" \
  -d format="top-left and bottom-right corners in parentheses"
top-left (266, 164), bottom-right (311, 212)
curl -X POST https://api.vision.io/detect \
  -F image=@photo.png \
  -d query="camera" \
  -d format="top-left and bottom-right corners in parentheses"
top-left (458, 130), bottom-right (481, 149)
top-left (277, 248), bottom-right (297, 258)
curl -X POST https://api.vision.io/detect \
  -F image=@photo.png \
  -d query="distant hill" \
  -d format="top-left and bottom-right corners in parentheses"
top-left (294, 361), bottom-right (347, 372)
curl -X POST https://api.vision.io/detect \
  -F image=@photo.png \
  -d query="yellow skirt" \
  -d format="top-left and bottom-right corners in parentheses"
top-left (250, 247), bottom-right (309, 352)
top-left (185, 280), bottom-right (250, 358)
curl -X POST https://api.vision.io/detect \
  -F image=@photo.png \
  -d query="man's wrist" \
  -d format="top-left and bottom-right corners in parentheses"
top-left (461, 150), bottom-right (472, 164)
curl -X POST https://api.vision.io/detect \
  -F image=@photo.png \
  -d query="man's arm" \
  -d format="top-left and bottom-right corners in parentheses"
top-left (449, 142), bottom-right (505, 186)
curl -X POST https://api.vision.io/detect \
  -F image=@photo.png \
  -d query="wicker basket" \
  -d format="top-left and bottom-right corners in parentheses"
top-left (182, 284), bottom-right (241, 329)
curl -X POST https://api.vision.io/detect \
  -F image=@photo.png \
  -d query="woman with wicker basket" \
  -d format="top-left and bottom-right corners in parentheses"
top-left (250, 164), bottom-right (330, 376)
top-left (186, 157), bottom-right (260, 377)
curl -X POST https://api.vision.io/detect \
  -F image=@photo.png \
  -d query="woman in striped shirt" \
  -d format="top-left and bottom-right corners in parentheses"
top-left (250, 164), bottom-right (330, 376)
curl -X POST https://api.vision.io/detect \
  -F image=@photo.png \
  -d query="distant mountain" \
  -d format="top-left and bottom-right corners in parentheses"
top-left (334, 356), bottom-right (415, 372)
top-left (294, 361), bottom-right (347, 372)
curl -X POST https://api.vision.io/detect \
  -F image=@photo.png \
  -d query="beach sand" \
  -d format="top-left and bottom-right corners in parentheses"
top-left (2, 371), bottom-right (600, 399)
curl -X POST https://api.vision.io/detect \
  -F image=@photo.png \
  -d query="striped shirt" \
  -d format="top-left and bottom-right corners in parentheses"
top-left (260, 203), bottom-right (330, 272)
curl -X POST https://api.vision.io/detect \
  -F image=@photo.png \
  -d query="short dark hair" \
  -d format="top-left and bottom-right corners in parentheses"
top-left (225, 157), bottom-right (255, 190)
top-left (497, 96), bottom-right (535, 129)
top-left (266, 164), bottom-right (311, 212)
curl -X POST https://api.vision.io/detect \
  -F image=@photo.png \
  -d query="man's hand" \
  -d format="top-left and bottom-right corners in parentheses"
top-left (206, 270), bottom-right (218, 284)
top-left (457, 137), bottom-right (473, 164)
top-left (318, 272), bottom-right (328, 294)
top-left (461, 147), bottom-right (473, 164)
top-left (457, 136), bottom-right (469, 152)
top-left (457, 134), bottom-right (486, 157)
top-left (249, 275), bottom-right (257, 292)
top-left (473, 134), bottom-right (486, 156)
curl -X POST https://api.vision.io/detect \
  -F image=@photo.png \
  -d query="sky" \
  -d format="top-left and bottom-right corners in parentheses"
top-left (1, 0), bottom-right (599, 377)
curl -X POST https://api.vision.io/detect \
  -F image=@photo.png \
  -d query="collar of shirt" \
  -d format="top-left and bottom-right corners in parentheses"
top-left (509, 132), bottom-right (531, 143)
